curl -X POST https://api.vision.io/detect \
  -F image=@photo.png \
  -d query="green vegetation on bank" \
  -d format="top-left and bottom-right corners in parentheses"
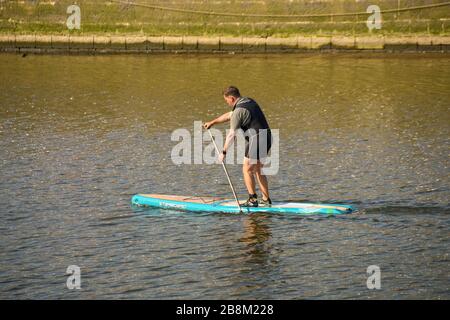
top-left (0, 0), bottom-right (448, 37)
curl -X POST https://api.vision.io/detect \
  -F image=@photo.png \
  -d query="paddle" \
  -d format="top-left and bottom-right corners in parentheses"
top-left (207, 128), bottom-right (243, 213)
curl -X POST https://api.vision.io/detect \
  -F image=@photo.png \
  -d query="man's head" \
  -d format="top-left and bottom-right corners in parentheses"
top-left (223, 86), bottom-right (241, 107)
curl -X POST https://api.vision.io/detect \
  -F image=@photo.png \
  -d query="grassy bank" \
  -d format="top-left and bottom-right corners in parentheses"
top-left (0, 0), bottom-right (449, 37)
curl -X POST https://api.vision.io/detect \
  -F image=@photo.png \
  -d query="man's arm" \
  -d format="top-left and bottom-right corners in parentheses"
top-left (218, 108), bottom-right (248, 161)
top-left (203, 112), bottom-right (232, 129)
top-left (218, 129), bottom-right (235, 163)
top-left (223, 129), bottom-right (235, 153)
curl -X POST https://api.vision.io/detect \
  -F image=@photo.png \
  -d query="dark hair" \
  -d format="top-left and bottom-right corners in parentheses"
top-left (223, 86), bottom-right (241, 98)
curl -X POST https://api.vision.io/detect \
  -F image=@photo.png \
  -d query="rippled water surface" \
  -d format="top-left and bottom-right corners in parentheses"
top-left (0, 53), bottom-right (449, 299)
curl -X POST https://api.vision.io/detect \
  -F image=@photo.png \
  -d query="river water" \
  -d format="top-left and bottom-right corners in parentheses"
top-left (0, 53), bottom-right (449, 299)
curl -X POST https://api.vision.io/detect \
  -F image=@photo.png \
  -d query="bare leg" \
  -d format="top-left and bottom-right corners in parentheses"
top-left (243, 157), bottom-right (256, 195)
top-left (255, 161), bottom-right (270, 200)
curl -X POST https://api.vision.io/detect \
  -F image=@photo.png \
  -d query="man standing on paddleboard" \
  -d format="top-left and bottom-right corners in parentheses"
top-left (204, 86), bottom-right (272, 207)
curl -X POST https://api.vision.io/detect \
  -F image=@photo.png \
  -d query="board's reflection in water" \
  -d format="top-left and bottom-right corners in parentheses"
top-left (229, 214), bottom-right (280, 297)
top-left (239, 214), bottom-right (272, 253)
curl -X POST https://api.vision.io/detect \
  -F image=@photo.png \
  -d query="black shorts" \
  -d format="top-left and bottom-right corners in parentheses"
top-left (245, 130), bottom-right (272, 160)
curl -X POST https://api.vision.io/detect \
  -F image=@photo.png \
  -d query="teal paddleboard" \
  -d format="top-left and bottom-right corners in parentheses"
top-left (131, 194), bottom-right (354, 215)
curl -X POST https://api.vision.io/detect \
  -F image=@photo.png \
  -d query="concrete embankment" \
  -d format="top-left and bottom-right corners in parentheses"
top-left (1, 35), bottom-right (449, 53)
top-left (2, 0), bottom-right (449, 53)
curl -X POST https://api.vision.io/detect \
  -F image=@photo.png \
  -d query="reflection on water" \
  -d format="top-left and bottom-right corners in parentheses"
top-left (233, 215), bottom-right (275, 298)
top-left (239, 215), bottom-right (272, 264)
top-left (0, 53), bottom-right (449, 299)
top-left (240, 215), bottom-right (272, 246)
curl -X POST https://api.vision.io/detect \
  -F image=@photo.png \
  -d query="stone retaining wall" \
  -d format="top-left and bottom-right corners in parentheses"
top-left (0, 35), bottom-right (449, 53)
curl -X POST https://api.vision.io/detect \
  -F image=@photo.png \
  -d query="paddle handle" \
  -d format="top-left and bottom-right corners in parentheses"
top-left (207, 129), bottom-right (242, 213)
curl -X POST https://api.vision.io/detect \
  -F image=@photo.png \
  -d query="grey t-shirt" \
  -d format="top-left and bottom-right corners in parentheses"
top-left (230, 107), bottom-right (251, 131)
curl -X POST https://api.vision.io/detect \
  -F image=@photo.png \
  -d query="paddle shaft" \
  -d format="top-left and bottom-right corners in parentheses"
top-left (207, 129), bottom-right (242, 213)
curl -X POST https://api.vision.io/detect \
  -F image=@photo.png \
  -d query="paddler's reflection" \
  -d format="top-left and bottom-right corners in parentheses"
top-left (238, 214), bottom-right (272, 262)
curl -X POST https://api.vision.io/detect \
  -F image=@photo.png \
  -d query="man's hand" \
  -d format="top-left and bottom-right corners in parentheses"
top-left (203, 121), bottom-right (214, 130)
top-left (218, 152), bottom-right (225, 163)
top-left (204, 112), bottom-right (232, 130)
